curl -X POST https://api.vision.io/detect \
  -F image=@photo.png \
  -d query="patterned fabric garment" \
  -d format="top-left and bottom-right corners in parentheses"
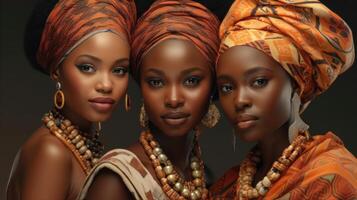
top-left (130, 0), bottom-right (220, 81)
top-left (209, 132), bottom-right (357, 199)
top-left (37, 0), bottom-right (136, 74)
top-left (79, 149), bottom-right (168, 200)
top-left (218, 0), bottom-right (355, 105)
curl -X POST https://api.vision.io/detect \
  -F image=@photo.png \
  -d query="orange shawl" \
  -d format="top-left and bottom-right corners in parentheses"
top-left (209, 133), bottom-right (357, 199)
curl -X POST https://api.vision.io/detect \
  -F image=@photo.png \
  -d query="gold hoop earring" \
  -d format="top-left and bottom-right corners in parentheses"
top-left (139, 103), bottom-right (149, 129)
top-left (201, 100), bottom-right (220, 128)
top-left (124, 94), bottom-right (131, 112)
top-left (54, 82), bottom-right (65, 109)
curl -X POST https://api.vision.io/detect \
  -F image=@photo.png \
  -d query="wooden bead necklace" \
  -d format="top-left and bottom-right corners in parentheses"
top-left (140, 131), bottom-right (208, 200)
top-left (237, 132), bottom-right (310, 199)
top-left (42, 110), bottom-right (104, 175)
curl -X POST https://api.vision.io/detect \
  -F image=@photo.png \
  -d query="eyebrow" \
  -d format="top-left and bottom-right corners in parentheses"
top-left (145, 68), bottom-right (165, 76)
top-left (78, 55), bottom-right (129, 64)
top-left (245, 66), bottom-right (273, 77)
top-left (181, 67), bottom-right (203, 75)
top-left (217, 66), bottom-right (273, 81)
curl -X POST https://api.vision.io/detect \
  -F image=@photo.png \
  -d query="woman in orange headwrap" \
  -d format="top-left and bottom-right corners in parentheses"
top-left (6, 0), bottom-right (136, 199)
top-left (79, 0), bottom-right (220, 199)
top-left (210, 0), bottom-right (356, 199)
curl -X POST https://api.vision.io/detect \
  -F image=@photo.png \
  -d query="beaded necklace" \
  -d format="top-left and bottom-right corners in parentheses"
top-left (42, 110), bottom-right (104, 174)
top-left (140, 131), bottom-right (208, 200)
top-left (236, 132), bottom-right (310, 199)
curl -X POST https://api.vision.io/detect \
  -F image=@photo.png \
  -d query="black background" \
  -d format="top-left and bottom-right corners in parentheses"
top-left (1, 0), bottom-right (356, 197)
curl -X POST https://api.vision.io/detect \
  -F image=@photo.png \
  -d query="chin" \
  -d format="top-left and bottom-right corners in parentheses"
top-left (160, 126), bottom-right (192, 138)
top-left (236, 129), bottom-right (261, 143)
top-left (88, 112), bottom-right (112, 123)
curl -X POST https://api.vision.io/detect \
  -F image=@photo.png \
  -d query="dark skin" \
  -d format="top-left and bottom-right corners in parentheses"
top-left (7, 32), bottom-right (130, 200)
top-left (216, 45), bottom-right (293, 185)
top-left (86, 38), bottom-right (213, 199)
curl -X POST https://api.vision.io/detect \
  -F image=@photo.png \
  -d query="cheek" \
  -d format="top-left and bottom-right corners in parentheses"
top-left (61, 68), bottom-right (91, 105)
top-left (219, 94), bottom-right (236, 123)
top-left (112, 76), bottom-right (128, 101)
top-left (259, 83), bottom-right (291, 125)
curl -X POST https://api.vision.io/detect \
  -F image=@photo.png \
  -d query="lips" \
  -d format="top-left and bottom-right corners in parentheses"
top-left (235, 114), bottom-right (258, 129)
top-left (161, 112), bottom-right (190, 126)
top-left (88, 97), bottom-right (115, 112)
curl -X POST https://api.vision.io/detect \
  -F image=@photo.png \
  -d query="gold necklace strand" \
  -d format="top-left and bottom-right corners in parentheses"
top-left (42, 110), bottom-right (104, 175)
top-left (237, 132), bottom-right (310, 199)
top-left (140, 131), bottom-right (208, 200)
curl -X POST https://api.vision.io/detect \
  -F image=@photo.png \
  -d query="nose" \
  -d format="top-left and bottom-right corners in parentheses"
top-left (95, 73), bottom-right (113, 94)
top-left (234, 87), bottom-right (252, 112)
top-left (164, 85), bottom-right (184, 109)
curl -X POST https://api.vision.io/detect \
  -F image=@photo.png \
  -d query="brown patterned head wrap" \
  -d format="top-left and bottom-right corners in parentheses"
top-left (37, 0), bottom-right (136, 74)
top-left (130, 0), bottom-right (220, 81)
top-left (219, 0), bottom-right (354, 104)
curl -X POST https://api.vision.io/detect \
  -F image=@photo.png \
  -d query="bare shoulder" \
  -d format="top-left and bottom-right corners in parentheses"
top-left (85, 168), bottom-right (134, 200)
top-left (7, 126), bottom-right (73, 200)
top-left (20, 126), bottom-right (72, 166)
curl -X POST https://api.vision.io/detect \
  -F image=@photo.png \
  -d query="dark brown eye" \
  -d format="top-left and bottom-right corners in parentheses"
top-left (252, 78), bottom-right (268, 88)
top-left (184, 76), bottom-right (201, 87)
top-left (76, 64), bottom-right (95, 73)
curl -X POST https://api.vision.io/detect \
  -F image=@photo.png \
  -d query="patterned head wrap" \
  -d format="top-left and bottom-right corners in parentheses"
top-left (130, 0), bottom-right (220, 81)
top-left (219, 0), bottom-right (354, 104)
top-left (37, 0), bottom-right (136, 74)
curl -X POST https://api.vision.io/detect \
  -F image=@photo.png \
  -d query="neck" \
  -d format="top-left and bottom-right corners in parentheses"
top-left (59, 107), bottom-right (94, 135)
top-left (150, 125), bottom-right (195, 178)
top-left (257, 123), bottom-right (290, 173)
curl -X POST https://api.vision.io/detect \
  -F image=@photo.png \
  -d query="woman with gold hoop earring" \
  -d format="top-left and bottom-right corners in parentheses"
top-left (6, 0), bottom-right (136, 199)
top-left (210, 0), bottom-right (357, 199)
top-left (79, 1), bottom-right (220, 199)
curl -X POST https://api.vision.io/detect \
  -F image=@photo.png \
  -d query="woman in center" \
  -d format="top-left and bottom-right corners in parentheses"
top-left (79, 0), bottom-right (220, 199)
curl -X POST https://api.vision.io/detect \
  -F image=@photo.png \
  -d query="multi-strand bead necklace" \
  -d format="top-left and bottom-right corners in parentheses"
top-left (237, 131), bottom-right (310, 199)
top-left (42, 110), bottom-right (104, 175)
top-left (140, 131), bottom-right (208, 200)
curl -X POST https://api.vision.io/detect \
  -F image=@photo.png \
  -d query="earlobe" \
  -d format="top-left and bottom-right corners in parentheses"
top-left (51, 68), bottom-right (61, 81)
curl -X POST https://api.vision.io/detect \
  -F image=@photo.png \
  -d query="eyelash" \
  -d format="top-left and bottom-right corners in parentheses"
top-left (76, 64), bottom-right (95, 73)
top-left (183, 76), bottom-right (202, 87)
top-left (251, 77), bottom-right (269, 88)
top-left (112, 67), bottom-right (128, 76)
top-left (148, 79), bottom-right (164, 88)
top-left (219, 84), bottom-right (233, 94)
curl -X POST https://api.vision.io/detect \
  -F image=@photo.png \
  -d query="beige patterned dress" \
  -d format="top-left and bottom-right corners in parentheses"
top-left (78, 149), bottom-right (168, 200)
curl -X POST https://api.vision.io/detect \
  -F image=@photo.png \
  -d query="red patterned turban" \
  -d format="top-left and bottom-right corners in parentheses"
top-left (37, 0), bottom-right (136, 74)
top-left (130, 0), bottom-right (220, 81)
top-left (219, 0), bottom-right (354, 104)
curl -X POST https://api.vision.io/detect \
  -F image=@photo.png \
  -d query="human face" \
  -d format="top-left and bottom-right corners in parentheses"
top-left (54, 32), bottom-right (130, 124)
top-left (140, 39), bottom-right (213, 137)
top-left (216, 45), bottom-right (293, 142)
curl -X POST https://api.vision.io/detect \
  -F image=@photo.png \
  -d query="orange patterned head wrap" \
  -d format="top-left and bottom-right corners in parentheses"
top-left (130, 0), bottom-right (220, 81)
top-left (219, 0), bottom-right (354, 104)
top-left (37, 0), bottom-right (136, 75)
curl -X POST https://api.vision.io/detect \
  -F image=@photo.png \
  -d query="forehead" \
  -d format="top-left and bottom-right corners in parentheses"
top-left (217, 45), bottom-right (285, 77)
top-left (68, 32), bottom-right (130, 58)
top-left (141, 38), bottom-right (211, 74)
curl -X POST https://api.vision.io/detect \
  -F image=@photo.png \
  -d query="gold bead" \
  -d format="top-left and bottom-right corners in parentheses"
top-left (181, 187), bottom-right (190, 197)
top-left (194, 189), bottom-right (201, 198)
top-left (192, 170), bottom-right (202, 178)
top-left (190, 161), bottom-right (199, 170)
top-left (46, 120), bottom-right (55, 128)
top-left (72, 135), bottom-right (82, 144)
top-left (174, 182), bottom-right (183, 192)
top-left (79, 146), bottom-right (87, 154)
top-left (158, 154), bottom-right (168, 163)
top-left (163, 165), bottom-right (173, 175)
top-left (63, 119), bottom-right (71, 126)
top-left (83, 150), bottom-right (92, 159)
top-left (149, 154), bottom-right (156, 160)
top-left (167, 174), bottom-right (177, 184)
top-left (262, 176), bottom-right (271, 187)
top-left (153, 147), bottom-right (162, 156)
top-left (75, 140), bottom-right (84, 149)
top-left (190, 191), bottom-right (198, 200)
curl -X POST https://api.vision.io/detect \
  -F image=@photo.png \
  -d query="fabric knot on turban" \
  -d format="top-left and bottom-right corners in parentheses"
top-left (219, 0), bottom-right (354, 104)
top-left (130, 0), bottom-right (220, 81)
top-left (37, 0), bottom-right (136, 74)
